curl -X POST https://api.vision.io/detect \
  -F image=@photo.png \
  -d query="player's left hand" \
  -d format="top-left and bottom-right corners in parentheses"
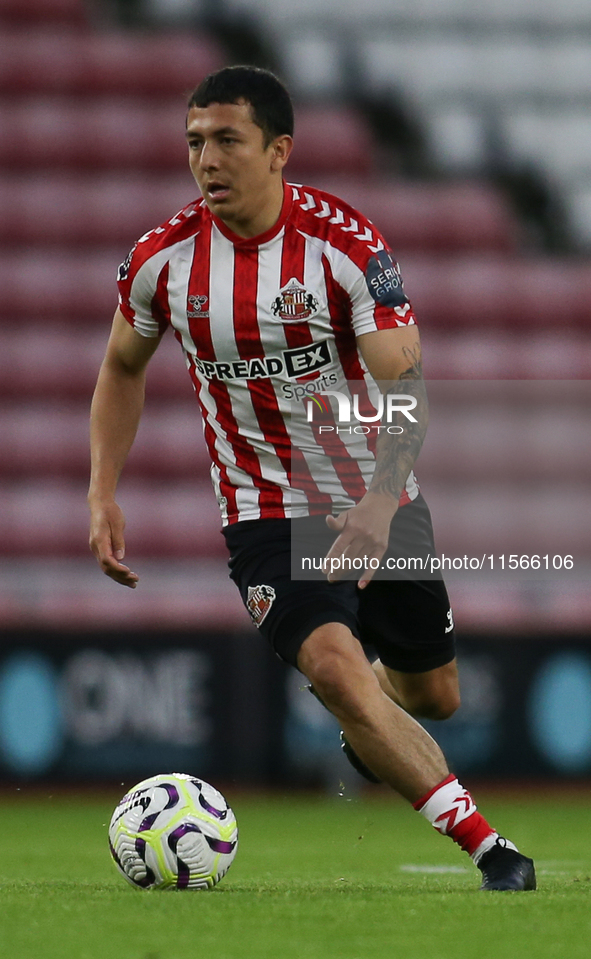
top-left (324, 493), bottom-right (398, 589)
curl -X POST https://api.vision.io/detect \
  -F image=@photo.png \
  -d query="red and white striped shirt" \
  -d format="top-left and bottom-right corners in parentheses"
top-left (117, 181), bottom-right (420, 525)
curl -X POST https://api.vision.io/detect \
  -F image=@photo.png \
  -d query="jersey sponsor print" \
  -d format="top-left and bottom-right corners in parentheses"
top-left (117, 182), bottom-right (419, 525)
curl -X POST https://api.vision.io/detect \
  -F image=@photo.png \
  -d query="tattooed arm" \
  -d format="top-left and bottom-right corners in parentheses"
top-left (361, 325), bottom-right (428, 504)
top-left (324, 325), bottom-right (428, 587)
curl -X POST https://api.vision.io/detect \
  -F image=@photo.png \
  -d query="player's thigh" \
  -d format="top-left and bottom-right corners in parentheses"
top-left (383, 658), bottom-right (460, 720)
top-left (359, 576), bottom-right (456, 673)
top-left (223, 517), bottom-right (361, 668)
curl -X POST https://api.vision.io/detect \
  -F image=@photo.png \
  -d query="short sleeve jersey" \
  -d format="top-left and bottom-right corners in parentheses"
top-left (117, 181), bottom-right (420, 525)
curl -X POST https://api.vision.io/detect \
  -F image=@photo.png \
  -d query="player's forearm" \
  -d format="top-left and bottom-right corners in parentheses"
top-left (367, 376), bottom-right (428, 507)
top-left (88, 361), bottom-right (146, 504)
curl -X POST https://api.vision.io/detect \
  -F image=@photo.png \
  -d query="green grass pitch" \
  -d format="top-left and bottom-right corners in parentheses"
top-left (0, 787), bottom-right (590, 959)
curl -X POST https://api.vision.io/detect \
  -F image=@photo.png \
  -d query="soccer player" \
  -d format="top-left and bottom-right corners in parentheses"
top-left (89, 65), bottom-right (535, 891)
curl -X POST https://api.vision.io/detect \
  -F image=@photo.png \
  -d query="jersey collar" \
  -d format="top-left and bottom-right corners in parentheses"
top-left (209, 180), bottom-right (293, 248)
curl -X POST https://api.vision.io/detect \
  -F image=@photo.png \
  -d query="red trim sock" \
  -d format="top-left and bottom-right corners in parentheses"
top-left (413, 774), bottom-right (499, 861)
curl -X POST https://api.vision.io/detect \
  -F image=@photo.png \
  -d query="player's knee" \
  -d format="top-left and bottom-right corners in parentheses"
top-left (305, 656), bottom-right (366, 719)
top-left (424, 697), bottom-right (460, 721)
top-left (408, 688), bottom-right (460, 721)
top-left (298, 632), bottom-right (374, 722)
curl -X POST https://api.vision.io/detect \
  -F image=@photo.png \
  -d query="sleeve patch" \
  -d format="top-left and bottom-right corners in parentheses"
top-left (365, 250), bottom-right (408, 309)
top-left (117, 243), bottom-right (137, 282)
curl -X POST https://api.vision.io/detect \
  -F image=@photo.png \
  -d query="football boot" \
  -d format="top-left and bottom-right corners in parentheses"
top-left (478, 837), bottom-right (537, 891)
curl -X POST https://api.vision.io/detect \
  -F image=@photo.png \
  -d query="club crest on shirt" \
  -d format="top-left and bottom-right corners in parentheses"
top-left (247, 584), bottom-right (276, 627)
top-left (271, 278), bottom-right (319, 323)
top-left (187, 294), bottom-right (210, 318)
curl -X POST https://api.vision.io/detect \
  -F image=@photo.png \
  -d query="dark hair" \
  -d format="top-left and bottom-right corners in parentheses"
top-left (188, 65), bottom-right (294, 146)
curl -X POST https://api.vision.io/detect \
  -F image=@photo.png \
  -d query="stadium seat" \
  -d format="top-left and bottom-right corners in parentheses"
top-left (0, 403), bottom-right (210, 479)
top-left (2, 472), bottom-right (588, 560)
top-left (8, 393), bottom-right (590, 486)
top-left (451, 582), bottom-right (591, 633)
top-left (0, 0), bottom-right (87, 25)
top-left (0, 101), bottom-right (374, 176)
top-left (564, 182), bottom-right (591, 249)
top-left (2, 251), bottom-right (591, 326)
top-left (401, 256), bottom-right (591, 329)
top-left (309, 177), bottom-right (522, 252)
top-left (0, 29), bottom-right (225, 96)
top-left (423, 483), bottom-right (590, 558)
top-left (224, 0), bottom-right (591, 27)
top-left (42, 483), bottom-right (582, 557)
top-left (288, 106), bottom-right (376, 176)
top-left (1, 0), bottom-right (590, 636)
top-left (3, 326), bottom-right (589, 406)
top-left (3, 561), bottom-right (589, 631)
top-left (0, 174), bottom-right (519, 252)
top-left (277, 31), bottom-right (346, 100)
top-left (0, 481), bottom-right (224, 558)
top-left (418, 386), bottom-right (591, 482)
top-left (423, 106), bottom-right (488, 171)
top-left (421, 330), bottom-right (591, 380)
top-left (0, 326), bottom-right (192, 400)
top-left (0, 98), bottom-right (188, 171)
top-left (0, 326), bottom-right (108, 400)
top-left (0, 249), bottom-right (118, 318)
top-left (358, 36), bottom-right (558, 103)
top-left (0, 560), bottom-right (245, 629)
top-left (503, 110), bottom-right (591, 180)
top-left (0, 174), bottom-right (197, 245)
top-left (0, 591), bottom-right (20, 626)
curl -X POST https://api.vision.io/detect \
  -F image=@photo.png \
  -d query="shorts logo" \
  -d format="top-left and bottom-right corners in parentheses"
top-left (188, 295), bottom-right (210, 318)
top-left (247, 585), bottom-right (276, 627)
top-left (445, 608), bottom-right (454, 634)
top-left (271, 278), bottom-right (319, 323)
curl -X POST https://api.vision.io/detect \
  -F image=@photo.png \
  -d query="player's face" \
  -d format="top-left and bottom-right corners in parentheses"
top-left (186, 101), bottom-right (292, 238)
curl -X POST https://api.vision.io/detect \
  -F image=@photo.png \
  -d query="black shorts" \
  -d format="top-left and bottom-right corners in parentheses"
top-left (222, 495), bottom-right (455, 673)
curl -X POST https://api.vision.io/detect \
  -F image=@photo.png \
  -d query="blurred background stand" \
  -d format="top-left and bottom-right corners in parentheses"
top-left (0, 0), bottom-right (590, 787)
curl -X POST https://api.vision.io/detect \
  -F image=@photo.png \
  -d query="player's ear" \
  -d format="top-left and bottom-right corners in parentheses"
top-left (270, 135), bottom-right (293, 171)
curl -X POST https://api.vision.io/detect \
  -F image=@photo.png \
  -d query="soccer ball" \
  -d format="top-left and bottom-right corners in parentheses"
top-left (108, 773), bottom-right (238, 890)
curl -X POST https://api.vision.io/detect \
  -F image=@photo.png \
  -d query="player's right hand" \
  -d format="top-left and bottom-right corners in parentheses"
top-left (88, 499), bottom-right (139, 588)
